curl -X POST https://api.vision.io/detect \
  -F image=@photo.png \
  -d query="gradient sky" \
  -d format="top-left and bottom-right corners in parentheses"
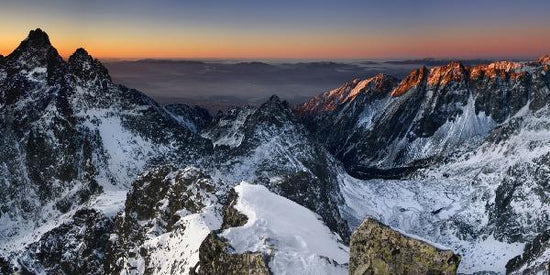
top-left (1, 0), bottom-right (549, 59)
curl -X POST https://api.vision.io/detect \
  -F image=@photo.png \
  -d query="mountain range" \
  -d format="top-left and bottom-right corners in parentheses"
top-left (1, 29), bottom-right (549, 274)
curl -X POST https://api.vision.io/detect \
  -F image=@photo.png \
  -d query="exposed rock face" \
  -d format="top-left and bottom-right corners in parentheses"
top-left (201, 106), bottom-right (256, 148)
top-left (192, 187), bottom-right (264, 274)
top-left (164, 103), bottom-right (212, 133)
top-left (0, 28), bottom-right (212, 248)
top-left (295, 74), bottom-right (399, 168)
top-left (295, 74), bottom-right (398, 115)
top-left (204, 95), bottom-right (350, 241)
top-left (296, 59), bottom-right (550, 171)
top-left (192, 233), bottom-right (269, 275)
top-left (506, 229), bottom-right (550, 274)
top-left (16, 209), bottom-right (113, 274)
top-left (107, 166), bottom-right (219, 274)
top-left (349, 218), bottom-right (460, 275)
top-left (0, 256), bottom-right (12, 274)
top-left (220, 188), bottom-right (249, 229)
top-left (489, 152), bottom-right (550, 243)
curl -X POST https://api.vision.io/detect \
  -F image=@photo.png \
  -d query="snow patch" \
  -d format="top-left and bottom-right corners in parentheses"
top-left (221, 182), bottom-right (348, 275)
top-left (338, 170), bottom-right (524, 274)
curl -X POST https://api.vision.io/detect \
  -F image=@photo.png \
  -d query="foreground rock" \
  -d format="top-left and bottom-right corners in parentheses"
top-left (349, 218), bottom-right (460, 275)
top-left (192, 233), bottom-right (270, 275)
top-left (194, 182), bottom-right (349, 274)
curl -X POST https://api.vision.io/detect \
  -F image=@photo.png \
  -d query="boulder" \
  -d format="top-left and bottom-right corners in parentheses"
top-left (349, 218), bottom-right (460, 275)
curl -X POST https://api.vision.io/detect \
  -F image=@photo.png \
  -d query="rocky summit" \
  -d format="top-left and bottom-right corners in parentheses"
top-left (1, 29), bottom-right (550, 274)
top-left (349, 218), bottom-right (461, 275)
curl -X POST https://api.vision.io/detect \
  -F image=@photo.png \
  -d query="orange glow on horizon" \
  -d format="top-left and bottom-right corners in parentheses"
top-left (1, 25), bottom-right (549, 60)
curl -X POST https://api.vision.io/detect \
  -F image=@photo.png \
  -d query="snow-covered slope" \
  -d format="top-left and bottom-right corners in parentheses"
top-left (2, 29), bottom-right (550, 275)
top-left (108, 166), bottom-right (221, 274)
top-left (507, 229), bottom-right (550, 274)
top-left (220, 182), bottom-right (349, 274)
top-left (0, 29), bottom-right (212, 261)
top-left (202, 96), bottom-right (350, 240)
top-left (297, 59), bottom-right (549, 171)
top-left (201, 106), bottom-right (255, 148)
top-left (338, 105), bottom-right (550, 273)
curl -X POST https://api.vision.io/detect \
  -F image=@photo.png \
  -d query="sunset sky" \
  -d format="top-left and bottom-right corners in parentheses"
top-left (1, 0), bottom-right (549, 60)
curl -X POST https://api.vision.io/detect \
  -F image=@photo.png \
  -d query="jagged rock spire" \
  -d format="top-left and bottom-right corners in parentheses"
top-left (68, 48), bottom-right (111, 82)
top-left (391, 66), bottom-right (428, 97)
top-left (6, 28), bottom-right (64, 76)
top-left (8, 28), bottom-right (55, 58)
top-left (25, 28), bottom-right (51, 46)
top-left (538, 54), bottom-right (550, 64)
top-left (258, 95), bottom-right (291, 113)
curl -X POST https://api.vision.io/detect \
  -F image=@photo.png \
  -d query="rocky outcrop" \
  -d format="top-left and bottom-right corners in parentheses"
top-left (506, 229), bottom-right (550, 274)
top-left (221, 188), bottom-right (249, 229)
top-left (16, 209), bottom-right (113, 274)
top-left (164, 103), bottom-right (212, 133)
top-left (349, 218), bottom-right (460, 275)
top-left (191, 186), bottom-right (269, 275)
top-left (296, 57), bottom-right (550, 171)
top-left (192, 233), bottom-right (270, 275)
top-left (106, 166), bottom-right (219, 274)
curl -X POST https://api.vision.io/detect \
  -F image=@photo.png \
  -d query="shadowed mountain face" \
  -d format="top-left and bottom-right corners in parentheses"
top-left (0, 30), bottom-right (351, 273)
top-left (2, 29), bottom-right (550, 274)
top-left (0, 28), bottom-right (212, 242)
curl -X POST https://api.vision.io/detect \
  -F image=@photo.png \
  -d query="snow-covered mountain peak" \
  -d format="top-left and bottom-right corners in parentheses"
top-left (427, 60), bottom-right (468, 87)
top-left (68, 47), bottom-right (111, 83)
top-left (295, 74), bottom-right (397, 116)
top-left (6, 28), bottom-right (62, 70)
top-left (17, 28), bottom-right (52, 51)
top-left (390, 66), bottom-right (428, 97)
top-left (296, 80), bottom-right (356, 114)
top-left (0, 30), bottom-right (215, 260)
top-left (262, 94), bottom-right (289, 109)
top-left (346, 73), bottom-right (398, 102)
top-left (252, 94), bottom-right (293, 123)
top-left (538, 54), bottom-right (550, 64)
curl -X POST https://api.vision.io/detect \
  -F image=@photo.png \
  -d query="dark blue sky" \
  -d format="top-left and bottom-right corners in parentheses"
top-left (2, 0), bottom-right (549, 59)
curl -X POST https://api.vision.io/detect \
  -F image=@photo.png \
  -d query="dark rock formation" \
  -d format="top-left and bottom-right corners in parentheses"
top-left (107, 166), bottom-right (217, 274)
top-left (17, 209), bottom-right (113, 274)
top-left (192, 233), bottom-right (270, 275)
top-left (506, 229), bottom-right (550, 274)
top-left (164, 103), bottom-right (212, 133)
top-left (296, 59), bottom-right (550, 171)
top-left (221, 188), bottom-right (248, 229)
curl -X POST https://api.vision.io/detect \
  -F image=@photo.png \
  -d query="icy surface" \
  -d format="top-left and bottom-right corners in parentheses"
top-left (339, 107), bottom-right (550, 273)
top-left (379, 94), bottom-right (497, 166)
top-left (515, 249), bottom-right (550, 274)
top-left (201, 107), bottom-right (255, 148)
top-left (120, 208), bottom-right (222, 275)
top-left (221, 182), bottom-right (349, 274)
top-left (78, 108), bottom-right (163, 188)
top-left (338, 171), bottom-right (524, 274)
